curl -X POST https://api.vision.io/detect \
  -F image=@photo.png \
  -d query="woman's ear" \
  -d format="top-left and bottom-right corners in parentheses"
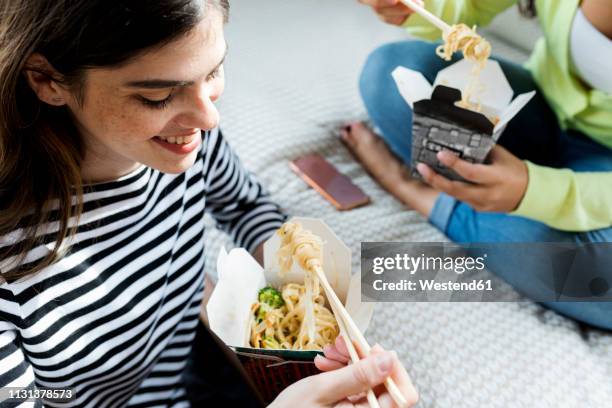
top-left (23, 53), bottom-right (68, 106)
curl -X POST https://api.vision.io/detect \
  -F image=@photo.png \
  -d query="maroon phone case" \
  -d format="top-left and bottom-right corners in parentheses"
top-left (289, 154), bottom-right (370, 210)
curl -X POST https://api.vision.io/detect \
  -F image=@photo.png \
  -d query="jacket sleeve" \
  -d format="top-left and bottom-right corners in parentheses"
top-left (511, 161), bottom-right (612, 231)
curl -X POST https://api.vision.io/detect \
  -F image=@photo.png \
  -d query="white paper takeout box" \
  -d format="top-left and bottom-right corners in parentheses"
top-left (207, 217), bottom-right (373, 357)
top-left (392, 60), bottom-right (536, 182)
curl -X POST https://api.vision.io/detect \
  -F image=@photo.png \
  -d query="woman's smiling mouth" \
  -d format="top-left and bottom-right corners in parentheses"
top-left (155, 129), bottom-right (200, 144)
top-left (153, 129), bottom-right (201, 154)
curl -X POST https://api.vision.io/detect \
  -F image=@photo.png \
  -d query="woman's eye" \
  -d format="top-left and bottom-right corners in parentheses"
top-left (207, 66), bottom-right (222, 81)
top-left (138, 92), bottom-right (175, 110)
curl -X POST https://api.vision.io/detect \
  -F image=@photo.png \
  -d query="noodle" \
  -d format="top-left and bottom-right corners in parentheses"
top-left (249, 283), bottom-right (340, 350)
top-left (435, 24), bottom-right (492, 112)
top-left (277, 222), bottom-right (323, 275)
top-left (249, 222), bottom-right (340, 350)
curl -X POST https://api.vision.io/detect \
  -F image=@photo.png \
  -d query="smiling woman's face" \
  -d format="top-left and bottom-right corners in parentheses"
top-left (64, 9), bottom-right (226, 181)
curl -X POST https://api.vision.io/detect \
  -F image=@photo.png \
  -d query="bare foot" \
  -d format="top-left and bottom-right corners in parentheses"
top-left (340, 122), bottom-right (439, 217)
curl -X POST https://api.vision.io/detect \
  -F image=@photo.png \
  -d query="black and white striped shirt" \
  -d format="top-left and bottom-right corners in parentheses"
top-left (0, 128), bottom-right (285, 407)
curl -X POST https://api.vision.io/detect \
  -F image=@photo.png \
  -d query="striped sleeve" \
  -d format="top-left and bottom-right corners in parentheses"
top-left (203, 128), bottom-right (287, 252)
top-left (0, 287), bottom-right (42, 408)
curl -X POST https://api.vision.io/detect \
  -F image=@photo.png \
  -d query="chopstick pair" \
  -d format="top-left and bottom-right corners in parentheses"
top-left (313, 265), bottom-right (409, 408)
top-left (328, 298), bottom-right (380, 408)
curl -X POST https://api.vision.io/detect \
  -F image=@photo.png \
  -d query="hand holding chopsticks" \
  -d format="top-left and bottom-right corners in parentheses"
top-left (313, 265), bottom-right (411, 408)
top-left (328, 297), bottom-right (381, 408)
top-left (277, 222), bottom-right (417, 407)
top-left (358, 0), bottom-right (450, 32)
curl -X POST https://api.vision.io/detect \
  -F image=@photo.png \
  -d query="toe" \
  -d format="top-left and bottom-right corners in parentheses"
top-left (348, 122), bottom-right (381, 149)
top-left (340, 127), bottom-right (355, 147)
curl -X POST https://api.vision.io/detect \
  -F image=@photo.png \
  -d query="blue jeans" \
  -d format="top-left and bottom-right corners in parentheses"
top-left (359, 40), bottom-right (612, 330)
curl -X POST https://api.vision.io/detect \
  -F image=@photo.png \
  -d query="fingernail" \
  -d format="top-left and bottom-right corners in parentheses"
top-left (437, 151), bottom-right (450, 163)
top-left (376, 353), bottom-right (393, 374)
top-left (416, 163), bottom-right (427, 175)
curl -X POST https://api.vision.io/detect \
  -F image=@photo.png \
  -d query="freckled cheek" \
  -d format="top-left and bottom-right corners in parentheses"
top-left (105, 106), bottom-right (171, 142)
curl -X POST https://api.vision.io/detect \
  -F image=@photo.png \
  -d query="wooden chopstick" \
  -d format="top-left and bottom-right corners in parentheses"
top-left (314, 266), bottom-right (409, 408)
top-left (399, 0), bottom-right (451, 33)
top-left (328, 299), bottom-right (380, 408)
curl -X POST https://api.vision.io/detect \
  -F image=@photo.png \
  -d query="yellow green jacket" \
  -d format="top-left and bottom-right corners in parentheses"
top-left (404, 0), bottom-right (612, 232)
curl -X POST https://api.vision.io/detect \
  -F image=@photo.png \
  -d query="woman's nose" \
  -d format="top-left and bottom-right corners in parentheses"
top-left (182, 83), bottom-right (222, 130)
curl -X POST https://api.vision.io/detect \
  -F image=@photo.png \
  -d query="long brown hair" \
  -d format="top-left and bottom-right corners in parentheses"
top-left (0, 0), bottom-right (229, 282)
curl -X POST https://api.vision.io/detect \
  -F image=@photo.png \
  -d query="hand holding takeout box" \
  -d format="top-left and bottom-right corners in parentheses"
top-left (392, 60), bottom-right (536, 182)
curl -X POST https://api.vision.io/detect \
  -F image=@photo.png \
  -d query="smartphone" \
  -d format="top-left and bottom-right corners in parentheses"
top-left (289, 154), bottom-right (370, 211)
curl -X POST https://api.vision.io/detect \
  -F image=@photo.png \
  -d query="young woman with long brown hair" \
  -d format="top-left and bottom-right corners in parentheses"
top-left (0, 1), bottom-right (418, 406)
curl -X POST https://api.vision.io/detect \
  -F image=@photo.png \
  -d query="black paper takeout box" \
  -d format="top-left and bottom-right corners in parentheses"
top-left (392, 59), bottom-right (536, 182)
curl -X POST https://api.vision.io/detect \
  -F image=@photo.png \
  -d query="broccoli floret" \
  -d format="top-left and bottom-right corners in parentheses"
top-left (258, 286), bottom-right (284, 309)
top-left (262, 336), bottom-right (281, 349)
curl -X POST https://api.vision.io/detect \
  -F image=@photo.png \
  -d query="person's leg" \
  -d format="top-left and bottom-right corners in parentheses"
top-left (431, 130), bottom-right (612, 331)
top-left (493, 59), bottom-right (565, 167)
top-left (435, 201), bottom-right (612, 330)
top-left (341, 121), bottom-right (440, 216)
top-left (439, 193), bottom-right (612, 331)
top-left (355, 40), bottom-right (612, 329)
top-left (343, 40), bottom-right (459, 214)
top-left (558, 129), bottom-right (612, 172)
top-left (545, 129), bottom-right (612, 329)
top-left (358, 40), bottom-right (458, 165)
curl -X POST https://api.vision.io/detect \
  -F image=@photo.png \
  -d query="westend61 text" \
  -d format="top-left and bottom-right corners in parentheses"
top-left (373, 279), bottom-right (493, 292)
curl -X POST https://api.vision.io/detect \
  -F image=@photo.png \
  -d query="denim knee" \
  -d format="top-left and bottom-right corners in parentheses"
top-left (359, 41), bottom-right (442, 89)
top-left (359, 40), bottom-right (442, 108)
top-left (358, 40), bottom-right (454, 165)
top-left (432, 198), bottom-right (612, 330)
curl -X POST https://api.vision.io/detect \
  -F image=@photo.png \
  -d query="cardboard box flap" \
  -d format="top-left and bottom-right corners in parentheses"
top-left (492, 90), bottom-right (536, 135)
top-left (264, 217), bottom-right (351, 304)
top-left (434, 59), bottom-right (513, 112)
top-left (207, 247), bottom-right (266, 347)
top-left (392, 66), bottom-right (433, 109)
